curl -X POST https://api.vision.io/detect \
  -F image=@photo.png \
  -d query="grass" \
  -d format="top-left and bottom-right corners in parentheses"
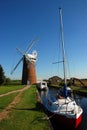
top-left (0, 85), bottom-right (24, 94)
top-left (0, 93), bottom-right (18, 112)
top-left (49, 83), bottom-right (87, 97)
top-left (0, 85), bottom-right (51, 130)
top-left (70, 86), bottom-right (87, 92)
top-left (70, 86), bottom-right (87, 97)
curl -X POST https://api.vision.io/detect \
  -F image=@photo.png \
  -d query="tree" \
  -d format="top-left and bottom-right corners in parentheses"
top-left (0, 64), bottom-right (6, 85)
top-left (5, 77), bottom-right (11, 85)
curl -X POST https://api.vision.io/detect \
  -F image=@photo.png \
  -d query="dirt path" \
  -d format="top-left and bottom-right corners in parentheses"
top-left (0, 86), bottom-right (30, 121)
top-left (0, 86), bottom-right (30, 97)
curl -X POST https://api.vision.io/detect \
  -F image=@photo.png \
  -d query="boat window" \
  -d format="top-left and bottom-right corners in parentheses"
top-left (42, 83), bottom-right (46, 85)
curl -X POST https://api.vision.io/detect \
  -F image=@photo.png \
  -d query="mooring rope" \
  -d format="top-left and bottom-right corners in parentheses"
top-left (42, 113), bottom-right (56, 120)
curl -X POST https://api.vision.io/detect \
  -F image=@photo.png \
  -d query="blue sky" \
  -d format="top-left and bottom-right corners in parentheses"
top-left (0, 0), bottom-right (87, 80)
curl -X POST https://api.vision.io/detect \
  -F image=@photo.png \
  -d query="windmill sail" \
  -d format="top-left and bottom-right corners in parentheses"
top-left (11, 57), bottom-right (23, 74)
top-left (25, 37), bottom-right (39, 54)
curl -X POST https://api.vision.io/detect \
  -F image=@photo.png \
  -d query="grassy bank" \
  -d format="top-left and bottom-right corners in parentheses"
top-left (0, 85), bottom-right (51, 130)
top-left (49, 84), bottom-right (87, 97)
top-left (70, 86), bottom-right (87, 96)
top-left (0, 85), bottom-right (24, 94)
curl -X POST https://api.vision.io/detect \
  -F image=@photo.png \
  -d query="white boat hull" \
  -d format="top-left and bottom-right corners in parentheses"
top-left (44, 96), bottom-right (83, 128)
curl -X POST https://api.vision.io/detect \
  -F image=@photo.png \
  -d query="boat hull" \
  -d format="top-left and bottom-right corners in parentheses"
top-left (46, 108), bottom-right (82, 129)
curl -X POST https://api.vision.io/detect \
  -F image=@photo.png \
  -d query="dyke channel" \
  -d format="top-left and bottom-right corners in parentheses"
top-left (37, 87), bottom-right (87, 130)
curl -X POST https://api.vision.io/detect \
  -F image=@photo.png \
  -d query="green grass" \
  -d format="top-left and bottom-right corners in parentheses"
top-left (0, 93), bottom-right (18, 112)
top-left (0, 85), bottom-right (24, 94)
top-left (71, 86), bottom-right (87, 92)
top-left (0, 86), bottom-right (51, 130)
top-left (70, 86), bottom-right (87, 97)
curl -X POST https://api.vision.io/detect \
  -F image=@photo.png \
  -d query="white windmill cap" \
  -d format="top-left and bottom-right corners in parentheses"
top-left (32, 50), bottom-right (37, 58)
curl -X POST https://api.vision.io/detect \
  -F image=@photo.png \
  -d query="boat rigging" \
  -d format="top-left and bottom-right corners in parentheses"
top-left (42, 8), bottom-right (83, 128)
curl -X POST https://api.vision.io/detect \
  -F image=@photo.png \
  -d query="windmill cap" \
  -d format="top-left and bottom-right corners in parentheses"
top-left (26, 50), bottom-right (37, 59)
top-left (32, 50), bottom-right (37, 58)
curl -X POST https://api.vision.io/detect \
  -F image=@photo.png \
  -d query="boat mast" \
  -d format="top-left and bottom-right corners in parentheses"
top-left (59, 8), bottom-right (67, 85)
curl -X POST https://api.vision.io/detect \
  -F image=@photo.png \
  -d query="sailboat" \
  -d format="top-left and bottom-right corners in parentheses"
top-left (44, 8), bottom-right (83, 128)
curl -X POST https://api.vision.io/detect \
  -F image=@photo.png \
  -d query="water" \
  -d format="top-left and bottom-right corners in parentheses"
top-left (38, 87), bottom-right (87, 130)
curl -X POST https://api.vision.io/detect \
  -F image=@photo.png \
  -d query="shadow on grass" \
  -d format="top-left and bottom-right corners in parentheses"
top-left (13, 102), bottom-right (50, 129)
top-left (14, 102), bottom-right (44, 112)
top-left (28, 115), bottom-right (49, 130)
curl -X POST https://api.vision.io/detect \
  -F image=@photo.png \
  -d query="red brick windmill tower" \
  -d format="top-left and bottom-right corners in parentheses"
top-left (11, 38), bottom-right (38, 85)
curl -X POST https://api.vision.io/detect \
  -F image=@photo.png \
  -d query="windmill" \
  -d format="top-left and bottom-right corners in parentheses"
top-left (11, 37), bottom-right (38, 85)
